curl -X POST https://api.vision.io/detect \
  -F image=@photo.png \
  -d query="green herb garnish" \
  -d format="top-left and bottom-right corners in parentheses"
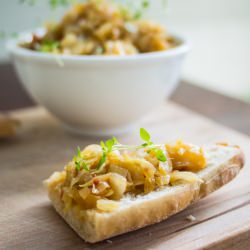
top-left (133, 11), bottom-right (142, 20)
top-left (19, 0), bottom-right (168, 19)
top-left (97, 151), bottom-right (107, 169)
top-left (73, 128), bottom-right (167, 172)
top-left (49, 0), bottom-right (74, 9)
top-left (38, 40), bottom-right (59, 53)
top-left (154, 148), bottom-right (167, 162)
top-left (140, 127), bottom-right (152, 145)
top-left (19, 0), bottom-right (37, 6)
top-left (73, 146), bottom-right (89, 171)
top-left (20, 0), bottom-right (74, 9)
top-left (142, 0), bottom-right (150, 9)
top-left (97, 137), bottom-right (119, 169)
top-left (140, 128), bottom-right (167, 162)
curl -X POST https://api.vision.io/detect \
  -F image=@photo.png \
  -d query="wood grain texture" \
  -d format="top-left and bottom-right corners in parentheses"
top-left (171, 81), bottom-right (250, 136)
top-left (0, 102), bottom-right (249, 250)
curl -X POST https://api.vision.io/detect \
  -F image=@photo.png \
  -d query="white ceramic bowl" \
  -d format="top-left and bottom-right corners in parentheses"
top-left (7, 32), bottom-right (189, 136)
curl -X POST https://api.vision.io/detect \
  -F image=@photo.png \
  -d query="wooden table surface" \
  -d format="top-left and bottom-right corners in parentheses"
top-left (1, 64), bottom-right (250, 135)
top-left (0, 64), bottom-right (250, 249)
top-left (1, 103), bottom-right (250, 250)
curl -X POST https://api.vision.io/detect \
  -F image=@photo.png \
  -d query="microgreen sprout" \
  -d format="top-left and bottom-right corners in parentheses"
top-left (97, 137), bottom-right (119, 169)
top-left (132, 0), bottom-right (150, 20)
top-left (49, 0), bottom-right (76, 9)
top-left (18, 0), bottom-right (167, 17)
top-left (38, 40), bottom-right (59, 53)
top-left (152, 148), bottom-right (167, 162)
top-left (142, 0), bottom-right (150, 8)
top-left (19, 0), bottom-right (37, 6)
top-left (73, 146), bottom-right (89, 171)
top-left (139, 128), bottom-right (167, 162)
top-left (74, 128), bottom-right (167, 172)
top-left (140, 127), bottom-right (153, 146)
top-left (20, 0), bottom-right (75, 9)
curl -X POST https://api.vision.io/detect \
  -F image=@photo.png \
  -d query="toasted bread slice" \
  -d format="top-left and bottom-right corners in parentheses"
top-left (45, 144), bottom-right (244, 243)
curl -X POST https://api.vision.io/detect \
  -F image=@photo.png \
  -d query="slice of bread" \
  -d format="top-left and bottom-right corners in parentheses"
top-left (45, 144), bottom-right (244, 243)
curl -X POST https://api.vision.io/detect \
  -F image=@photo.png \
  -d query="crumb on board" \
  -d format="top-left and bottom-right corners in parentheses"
top-left (147, 232), bottom-right (152, 237)
top-left (106, 240), bottom-right (113, 244)
top-left (186, 215), bottom-right (196, 222)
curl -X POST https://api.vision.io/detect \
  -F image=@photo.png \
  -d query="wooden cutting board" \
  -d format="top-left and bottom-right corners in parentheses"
top-left (0, 102), bottom-right (249, 250)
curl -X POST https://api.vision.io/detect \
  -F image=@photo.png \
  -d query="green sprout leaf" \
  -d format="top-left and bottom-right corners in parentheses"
top-left (133, 10), bottom-right (142, 20)
top-left (139, 128), bottom-right (167, 162)
top-left (105, 139), bottom-right (115, 153)
top-left (100, 141), bottom-right (106, 149)
top-left (81, 161), bottom-right (89, 171)
top-left (140, 128), bottom-right (151, 143)
top-left (73, 146), bottom-right (89, 171)
top-left (112, 136), bottom-right (119, 145)
top-left (74, 128), bottom-right (167, 172)
top-left (77, 146), bottom-right (81, 156)
top-left (38, 40), bottom-right (59, 53)
top-left (97, 137), bottom-right (119, 169)
top-left (50, 0), bottom-right (71, 9)
top-left (155, 149), bottom-right (167, 162)
top-left (97, 152), bottom-right (107, 169)
top-left (75, 162), bottom-right (81, 171)
top-left (142, 0), bottom-right (150, 8)
top-left (19, 0), bottom-right (37, 6)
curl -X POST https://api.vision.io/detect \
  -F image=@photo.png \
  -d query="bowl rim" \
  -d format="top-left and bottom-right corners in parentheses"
top-left (6, 29), bottom-right (190, 63)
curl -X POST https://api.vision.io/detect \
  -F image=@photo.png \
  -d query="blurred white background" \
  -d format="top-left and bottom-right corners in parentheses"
top-left (0, 0), bottom-right (249, 101)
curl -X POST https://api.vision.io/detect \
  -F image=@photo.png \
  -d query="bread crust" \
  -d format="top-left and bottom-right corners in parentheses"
top-left (46, 147), bottom-right (245, 243)
top-left (49, 183), bottom-right (200, 243)
top-left (199, 151), bottom-right (245, 198)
